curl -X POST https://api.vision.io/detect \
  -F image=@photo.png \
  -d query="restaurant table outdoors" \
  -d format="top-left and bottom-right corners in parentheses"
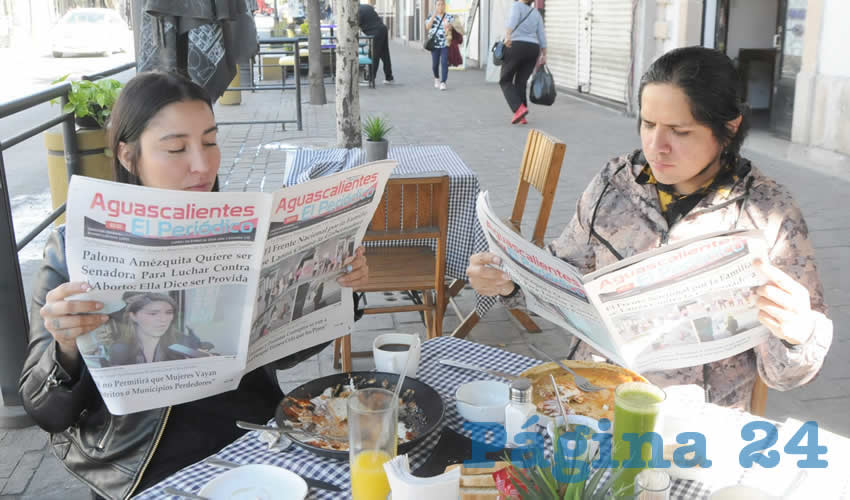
top-left (137, 337), bottom-right (850, 499)
top-left (285, 145), bottom-right (498, 334)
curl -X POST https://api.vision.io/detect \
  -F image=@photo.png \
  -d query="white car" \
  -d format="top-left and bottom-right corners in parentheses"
top-left (52, 8), bottom-right (130, 58)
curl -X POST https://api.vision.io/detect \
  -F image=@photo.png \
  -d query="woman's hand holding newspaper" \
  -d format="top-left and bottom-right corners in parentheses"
top-left (337, 246), bottom-right (369, 288)
top-left (755, 259), bottom-right (817, 345)
top-left (467, 252), bottom-right (517, 297)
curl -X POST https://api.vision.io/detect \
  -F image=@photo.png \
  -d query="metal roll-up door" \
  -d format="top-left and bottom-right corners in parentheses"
top-left (588, 0), bottom-right (632, 103)
top-left (544, 0), bottom-right (578, 90)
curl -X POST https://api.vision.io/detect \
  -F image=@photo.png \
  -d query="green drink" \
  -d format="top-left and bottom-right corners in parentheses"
top-left (612, 382), bottom-right (666, 497)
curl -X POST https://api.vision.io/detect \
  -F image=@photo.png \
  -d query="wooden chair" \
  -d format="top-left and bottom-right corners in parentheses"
top-left (333, 174), bottom-right (450, 372)
top-left (750, 375), bottom-right (769, 416)
top-left (451, 129), bottom-right (566, 338)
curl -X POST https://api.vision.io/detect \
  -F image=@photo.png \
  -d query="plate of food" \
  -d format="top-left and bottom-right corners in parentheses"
top-left (275, 371), bottom-right (444, 460)
top-left (520, 360), bottom-right (645, 421)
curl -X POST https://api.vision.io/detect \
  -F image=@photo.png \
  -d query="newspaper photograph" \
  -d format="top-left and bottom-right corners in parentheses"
top-left (476, 192), bottom-right (771, 374)
top-left (64, 160), bottom-right (396, 414)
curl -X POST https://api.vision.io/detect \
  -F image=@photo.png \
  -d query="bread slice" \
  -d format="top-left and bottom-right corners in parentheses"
top-left (446, 462), bottom-right (509, 499)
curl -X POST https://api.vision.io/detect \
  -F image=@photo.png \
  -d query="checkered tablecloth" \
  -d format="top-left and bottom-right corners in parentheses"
top-left (286, 145), bottom-right (497, 318)
top-left (137, 337), bottom-right (711, 499)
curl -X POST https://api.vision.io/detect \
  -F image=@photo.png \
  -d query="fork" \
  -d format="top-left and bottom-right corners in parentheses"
top-left (528, 344), bottom-right (606, 392)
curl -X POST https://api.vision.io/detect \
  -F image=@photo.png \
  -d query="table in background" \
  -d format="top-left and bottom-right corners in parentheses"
top-left (138, 337), bottom-right (713, 499)
top-left (288, 145), bottom-right (498, 330)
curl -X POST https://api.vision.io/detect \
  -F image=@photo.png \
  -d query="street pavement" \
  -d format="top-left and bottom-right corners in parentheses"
top-left (2, 41), bottom-right (849, 498)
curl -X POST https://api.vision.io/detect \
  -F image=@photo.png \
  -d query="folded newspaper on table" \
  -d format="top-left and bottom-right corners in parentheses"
top-left (477, 191), bottom-right (772, 373)
top-left (64, 161), bottom-right (396, 414)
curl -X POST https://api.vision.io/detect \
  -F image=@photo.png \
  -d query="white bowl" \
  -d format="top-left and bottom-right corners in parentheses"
top-left (455, 380), bottom-right (509, 423)
top-left (545, 414), bottom-right (602, 461)
top-left (199, 464), bottom-right (308, 500)
top-left (709, 485), bottom-right (774, 500)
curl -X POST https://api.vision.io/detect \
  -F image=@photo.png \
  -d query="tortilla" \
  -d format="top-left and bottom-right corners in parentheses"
top-left (520, 360), bottom-right (645, 421)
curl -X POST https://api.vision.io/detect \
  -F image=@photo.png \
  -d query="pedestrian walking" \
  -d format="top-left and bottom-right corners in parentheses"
top-left (425, 0), bottom-right (453, 91)
top-left (359, 0), bottom-right (394, 84)
top-left (499, 0), bottom-right (546, 124)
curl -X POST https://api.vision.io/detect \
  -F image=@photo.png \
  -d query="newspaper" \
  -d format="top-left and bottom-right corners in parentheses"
top-left (477, 192), bottom-right (772, 373)
top-left (63, 161), bottom-right (396, 415)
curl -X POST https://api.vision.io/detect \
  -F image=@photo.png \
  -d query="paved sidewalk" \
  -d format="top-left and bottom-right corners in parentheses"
top-left (3, 41), bottom-right (849, 498)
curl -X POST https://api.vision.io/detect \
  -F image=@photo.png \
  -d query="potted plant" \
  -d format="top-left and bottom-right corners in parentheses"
top-left (363, 115), bottom-right (391, 163)
top-left (497, 426), bottom-right (630, 499)
top-left (44, 76), bottom-right (123, 224)
top-left (51, 75), bottom-right (123, 129)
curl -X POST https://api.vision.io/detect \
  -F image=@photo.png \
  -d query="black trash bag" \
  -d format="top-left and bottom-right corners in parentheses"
top-left (530, 65), bottom-right (556, 106)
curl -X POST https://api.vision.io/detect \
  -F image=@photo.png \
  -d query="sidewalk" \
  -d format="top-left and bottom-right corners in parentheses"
top-left (3, 41), bottom-right (849, 498)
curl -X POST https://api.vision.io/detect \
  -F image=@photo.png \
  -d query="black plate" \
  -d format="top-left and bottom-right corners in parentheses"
top-left (275, 371), bottom-right (445, 460)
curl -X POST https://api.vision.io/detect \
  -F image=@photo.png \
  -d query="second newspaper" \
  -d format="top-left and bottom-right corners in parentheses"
top-left (477, 191), bottom-right (771, 373)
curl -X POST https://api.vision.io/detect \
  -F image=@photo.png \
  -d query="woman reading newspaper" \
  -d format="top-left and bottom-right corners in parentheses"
top-left (467, 46), bottom-right (833, 410)
top-left (19, 71), bottom-right (370, 500)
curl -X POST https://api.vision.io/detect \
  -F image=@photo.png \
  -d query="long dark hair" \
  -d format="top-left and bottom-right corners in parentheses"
top-left (118, 293), bottom-right (181, 349)
top-left (108, 71), bottom-right (219, 190)
top-left (638, 46), bottom-right (750, 167)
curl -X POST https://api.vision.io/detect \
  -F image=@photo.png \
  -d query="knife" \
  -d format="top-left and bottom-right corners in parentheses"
top-left (204, 456), bottom-right (343, 492)
top-left (439, 359), bottom-right (524, 381)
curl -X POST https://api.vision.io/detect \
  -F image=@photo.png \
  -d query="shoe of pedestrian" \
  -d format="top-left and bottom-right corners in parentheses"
top-left (434, 78), bottom-right (440, 88)
top-left (519, 117), bottom-right (528, 125)
top-left (440, 82), bottom-right (447, 91)
top-left (511, 104), bottom-right (529, 124)
top-left (384, 79), bottom-right (394, 85)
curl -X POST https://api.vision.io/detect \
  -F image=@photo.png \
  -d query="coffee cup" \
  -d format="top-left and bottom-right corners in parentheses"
top-left (373, 333), bottom-right (421, 377)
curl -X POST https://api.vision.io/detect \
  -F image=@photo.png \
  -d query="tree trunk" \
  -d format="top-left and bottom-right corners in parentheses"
top-left (307, 0), bottom-right (326, 104)
top-left (335, 0), bottom-right (361, 148)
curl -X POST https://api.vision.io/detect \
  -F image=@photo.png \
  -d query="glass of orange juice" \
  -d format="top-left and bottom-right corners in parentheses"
top-left (348, 387), bottom-right (397, 500)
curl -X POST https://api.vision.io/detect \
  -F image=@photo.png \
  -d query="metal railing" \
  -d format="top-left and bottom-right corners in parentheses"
top-left (0, 62), bottom-right (135, 428)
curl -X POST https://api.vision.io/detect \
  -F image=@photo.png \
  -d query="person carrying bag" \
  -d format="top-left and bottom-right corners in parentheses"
top-left (425, 0), bottom-right (454, 90)
top-left (498, 0), bottom-right (547, 124)
top-left (491, 6), bottom-right (534, 66)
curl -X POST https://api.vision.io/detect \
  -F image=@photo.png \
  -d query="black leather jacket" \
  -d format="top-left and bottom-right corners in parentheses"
top-left (19, 228), bottom-right (330, 499)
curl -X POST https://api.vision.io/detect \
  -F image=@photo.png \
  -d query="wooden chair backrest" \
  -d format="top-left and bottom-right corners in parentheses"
top-left (750, 375), bottom-right (768, 417)
top-left (364, 174), bottom-right (450, 245)
top-left (509, 129), bottom-right (566, 247)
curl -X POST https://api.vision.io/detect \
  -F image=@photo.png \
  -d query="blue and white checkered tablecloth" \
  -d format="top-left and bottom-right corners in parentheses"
top-left (286, 145), bottom-right (497, 318)
top-left (137, 338), bottom-right (711, 499)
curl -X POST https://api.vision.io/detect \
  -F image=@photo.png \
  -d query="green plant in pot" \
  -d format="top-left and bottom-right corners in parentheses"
top-left (363, 115), bottom-right (391, 163)
top-left (51, 75), bottom-right (123, 129)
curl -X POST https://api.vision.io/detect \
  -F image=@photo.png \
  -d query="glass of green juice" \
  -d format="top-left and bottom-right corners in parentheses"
top-left (612, 381), bottom-right (666, 497)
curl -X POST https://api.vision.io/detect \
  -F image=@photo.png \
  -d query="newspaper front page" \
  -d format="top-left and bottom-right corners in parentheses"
top-left (65, 161), bottom-right (395, 414)
top-left (477, 192), bottom-right (771, 374)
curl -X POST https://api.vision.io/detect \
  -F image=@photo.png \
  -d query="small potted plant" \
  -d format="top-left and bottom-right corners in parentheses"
top-left (363, 115), bottom-right (391, 163)
top-left (51, 75), bottom-right (123, 129)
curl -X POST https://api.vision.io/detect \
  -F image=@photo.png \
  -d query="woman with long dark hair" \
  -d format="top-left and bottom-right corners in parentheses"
top-left (468, 46), bottom-right (832, 410)
top-left (19, 71), bottom-right (370, 499)
top-left (499, 0), bottom-right (546, 124)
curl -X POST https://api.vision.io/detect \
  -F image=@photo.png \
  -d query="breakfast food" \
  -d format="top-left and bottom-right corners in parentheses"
top-left (521, 360), bottom-right (644, 421)
top-left (280, 383), bottom-right (421, 451)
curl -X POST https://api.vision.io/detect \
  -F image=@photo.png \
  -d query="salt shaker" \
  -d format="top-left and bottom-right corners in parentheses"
top-left (504, 378), bottom-right (536, 447)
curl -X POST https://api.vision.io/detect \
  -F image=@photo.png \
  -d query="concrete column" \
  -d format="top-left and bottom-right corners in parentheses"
top-left (790, 0), bottom-right (823, 146)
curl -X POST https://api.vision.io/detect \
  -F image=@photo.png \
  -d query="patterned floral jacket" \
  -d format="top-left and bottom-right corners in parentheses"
top-left (503, 150), bottom-right (833, 410)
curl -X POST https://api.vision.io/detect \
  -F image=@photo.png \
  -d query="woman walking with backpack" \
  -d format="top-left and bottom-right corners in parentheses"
top-left (500, 0), bottom-right (546, 124)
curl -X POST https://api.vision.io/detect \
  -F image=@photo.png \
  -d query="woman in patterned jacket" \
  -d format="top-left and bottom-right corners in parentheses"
top-left (466, 46), bottom-right (833, 410)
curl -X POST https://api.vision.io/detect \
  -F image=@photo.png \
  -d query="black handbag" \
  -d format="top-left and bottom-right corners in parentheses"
top-left (530, 64), bottom-right (556, 105)
top-left (491, 7), bottom-right (535, 66)
top-left (423, 14), bottom-right (445, 51)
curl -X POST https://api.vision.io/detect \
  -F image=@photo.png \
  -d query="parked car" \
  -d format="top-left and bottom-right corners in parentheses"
top-left (52, 8), bottom-right (130, 58)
